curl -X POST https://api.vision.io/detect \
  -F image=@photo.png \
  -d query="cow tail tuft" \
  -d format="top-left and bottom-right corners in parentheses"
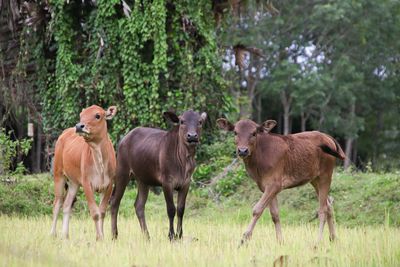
top-left (320, 136), bottom-right (346, 160)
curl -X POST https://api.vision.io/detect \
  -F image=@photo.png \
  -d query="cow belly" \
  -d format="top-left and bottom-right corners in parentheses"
top-left (135, 173), bottom-right (162, 186)
top-left (281, 174), bottom-right (313, 189)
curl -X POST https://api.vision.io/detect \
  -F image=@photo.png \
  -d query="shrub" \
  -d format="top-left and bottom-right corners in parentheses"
top-left (0, 128), bottom-right (32, 177)
top-left (194, 134), bottom-right (247, 197)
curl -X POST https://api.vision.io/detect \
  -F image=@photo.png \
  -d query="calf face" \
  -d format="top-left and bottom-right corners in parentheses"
top-left (75, 105), bottom-right (117, 141)
top-left (217, 118), bottom-right (277, 158)
top-left (164, 110), bottom-right (207, 146)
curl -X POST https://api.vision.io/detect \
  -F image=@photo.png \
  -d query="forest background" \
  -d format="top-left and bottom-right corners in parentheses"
top-left (1, 0), bottom-right (400, 176)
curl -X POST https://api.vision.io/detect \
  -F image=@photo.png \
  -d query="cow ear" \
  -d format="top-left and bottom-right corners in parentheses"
top-left (163, 111), bottom-right (179, 124)
top-left (200, 112), bottom-right (207, 121)
top-left (259, 120), bottom-right (277, 133)
top-left (105, 106), bottom-right (117, 120)
top-left (216, 118), bottom-right (234, 131)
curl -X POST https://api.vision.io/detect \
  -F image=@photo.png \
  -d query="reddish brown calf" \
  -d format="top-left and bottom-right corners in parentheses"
top-left (217, 118), bottom-right (345, 245)
top-left (50, 105), bottom-right (117, 240)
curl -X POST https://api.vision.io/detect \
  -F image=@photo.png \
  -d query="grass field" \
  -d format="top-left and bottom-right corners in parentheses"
top-left (1, 171), bottom-right (399, 266)
top-left (0, 215), bottom-right (399, 267)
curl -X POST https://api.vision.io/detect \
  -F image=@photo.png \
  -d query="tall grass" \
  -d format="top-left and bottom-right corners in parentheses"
top-left (0, 215), bottom-right (399, 267)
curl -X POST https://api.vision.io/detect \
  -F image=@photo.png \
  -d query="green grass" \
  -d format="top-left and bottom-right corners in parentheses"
top-left (0, 170), bottom-right (399, 266)
top-left (0, 216), bottom-right (399, 267)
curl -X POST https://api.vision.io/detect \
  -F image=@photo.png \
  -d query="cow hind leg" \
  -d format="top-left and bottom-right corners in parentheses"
top-left (313, 176), bottom-right (334, 243)
top-left (50, 176), bottom-right (65, 236)
top-left (135, 181), bottom-right (150, 239)
top-left (326, 196), bottom-right (336, 241)
top-left (110, 163), bottom-right (131, 240)
top-left (61, 181), bottom-right (79, 239)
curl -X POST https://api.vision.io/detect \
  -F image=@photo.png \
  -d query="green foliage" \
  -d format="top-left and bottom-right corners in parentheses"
top-left (217, 0), bottom-right (400, 169)
top-left (0, 175), bottom-right (51, 215)
top-left (0, 129), bottom-right (32, 177)
top-left (194, 134), bottom-right (247, 197)
top-left (37, 0), bottom-right (229, 142)
top-left (214, 166), bottom-right (246, 197)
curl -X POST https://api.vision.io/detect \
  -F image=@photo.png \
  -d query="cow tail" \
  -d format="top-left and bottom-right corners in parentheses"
top-left (319, 135), bottom-right (346, 160)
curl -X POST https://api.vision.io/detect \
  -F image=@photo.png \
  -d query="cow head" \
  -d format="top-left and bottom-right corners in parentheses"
top-left (217, 118), bottom-right (276, 158)
top-left (164, 110), bottom-right (207, 147)
top-left (75, 105), bottom-right (117, 142)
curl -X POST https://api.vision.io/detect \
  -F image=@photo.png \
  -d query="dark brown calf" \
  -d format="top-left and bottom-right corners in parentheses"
top-left (111, 110), bottom-right (207, 240)
top-left (217, 118), bottom-right (345, 245)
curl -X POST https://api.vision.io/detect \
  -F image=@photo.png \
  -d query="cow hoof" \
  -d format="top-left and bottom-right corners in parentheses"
top-left (238, 238), bottom-right (250, 248)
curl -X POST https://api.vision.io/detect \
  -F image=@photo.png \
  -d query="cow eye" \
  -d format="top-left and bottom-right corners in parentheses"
top-left (234, 131), bottom-right (237, 136)
top-left (180, 120), bottom-right (185, 125)
top-left (95, 114), bottom-right (101, 120)
top-left (252, 132), bottom-right (256, 137)
top-left (198, 121), bottom-right (202, 125)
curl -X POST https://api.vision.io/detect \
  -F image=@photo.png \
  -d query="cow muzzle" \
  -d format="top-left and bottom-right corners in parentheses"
top-left (237, 147), bottom-right (249, 158)
top-left (75, 123), bottom-right (89, 136)
top-left (186, 132), bottom-right (199, 145)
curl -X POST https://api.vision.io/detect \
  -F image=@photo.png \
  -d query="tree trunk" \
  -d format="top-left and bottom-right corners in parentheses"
top-left (280, 90), bottom-right (292, 135)
top-left (255, 92), bottom-right (262, 123)
top-left (372, 111), bottom-right (383, 166)
top-left (35, 126), bottom-right (42, 172)
top-left (352, 139), bottom-right (357, 167)
top-left (300, 111), bottom-right (307, 132)
top-left (344, 102), bottom-right (357, 170)
top-left (344, 138), bottom-right (353, 169)
top-left (0, 143), bottom-right (4, 175)
top-left (277, 112), bottom-right (283, 134)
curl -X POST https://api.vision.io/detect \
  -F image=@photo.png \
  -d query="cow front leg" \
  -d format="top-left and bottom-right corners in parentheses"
top-left (176, 183), bottom-right (190, 239)
top-left (82, 180), bottom-right (103, 240)
top-left (99, 183), bottom-right (113, 237)
top-left (162, 184), bottom-right (176, 241)
top-left (269, 196), bottom-right (283, 243)
top-left (241, 184), bottom-right (281, 246)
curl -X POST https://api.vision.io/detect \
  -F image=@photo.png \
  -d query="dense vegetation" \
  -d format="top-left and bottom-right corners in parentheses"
top-left (1, 170), bottom-right (399, 227)
top-left (1, 0), bottom-right (400, 174)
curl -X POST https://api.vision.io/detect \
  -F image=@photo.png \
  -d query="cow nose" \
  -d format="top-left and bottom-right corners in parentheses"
top-left (75, 123), bottom-right (85, 133)
top-left (238, 147), bottom-right (249, 157)
top-left (187, 132), bottom-right (198, 142)
top-left (187, 132), bottom-right (198, 139)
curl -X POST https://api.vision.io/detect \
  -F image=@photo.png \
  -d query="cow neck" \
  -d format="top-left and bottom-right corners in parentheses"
top-left (86, 134), bottom-right (110, 175)
top-left (167, 126), bottom-right (196, 170)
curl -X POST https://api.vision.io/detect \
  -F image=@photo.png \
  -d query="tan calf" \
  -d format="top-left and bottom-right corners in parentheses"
top-left (50, 105), bottom-right (117, 240)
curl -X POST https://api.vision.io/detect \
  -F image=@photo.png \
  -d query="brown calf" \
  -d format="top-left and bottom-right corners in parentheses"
top-left (50, 105), bottom-right (117, 240)
top-left (111, 110), bottom-right (207, 240)
top-left (217, 118), bottom-right (345, 245)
